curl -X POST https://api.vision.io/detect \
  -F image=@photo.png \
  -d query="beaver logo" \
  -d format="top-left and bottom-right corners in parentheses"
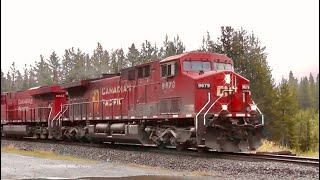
top-left (91, 89), bottom-right (100, 114)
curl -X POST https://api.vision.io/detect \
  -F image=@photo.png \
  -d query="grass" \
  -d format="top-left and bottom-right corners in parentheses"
top-left (298, 150), bottom-right (319, 158)
top-left (1, 144), bottom-right (97, 164)
top-left (257, 139), bottom-right (292, 152)
top-left (257, 139), bottom-right (319, 157)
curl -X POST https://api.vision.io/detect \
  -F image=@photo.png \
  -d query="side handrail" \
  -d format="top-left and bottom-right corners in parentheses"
top-left (63, 98), bottom-right (124, 106)
top-left (195, 92), bottom-right (211, 132)
top-left (252, 100), bottom-right (264, 125)
top-left (203, 94), bottom-right (223, 125)
top-left (49, 105), bottom-right (68, 128)
top-left (58, 106), bottom-right (69, 127)
top-left (47, 107), bottom-right (52, 126)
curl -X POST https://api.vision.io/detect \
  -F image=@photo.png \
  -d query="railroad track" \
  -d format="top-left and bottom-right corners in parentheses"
top-left (1, 138), bottom-right (319, 167)
top-left (214, 152), bottom-right (319, 167)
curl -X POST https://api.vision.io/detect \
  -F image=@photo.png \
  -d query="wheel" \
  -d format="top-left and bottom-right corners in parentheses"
top-left (176, 143), bottom-right (188, 151)
top-left (40, 134), bottom-right (48, 139)
top-left (33, 133), bottom-right (40, 139)
top-left (54, 133), bottom-right (64, 141)
top-left (157, 142), bottom-right (166, 149)
top-left (197, 146), bottom-right (208, 153)
top-left (89, 137), bottom-right (99, 144)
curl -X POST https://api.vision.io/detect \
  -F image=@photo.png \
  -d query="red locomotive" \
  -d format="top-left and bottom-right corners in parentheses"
top-left (1, 52), bottom-right (264, 152)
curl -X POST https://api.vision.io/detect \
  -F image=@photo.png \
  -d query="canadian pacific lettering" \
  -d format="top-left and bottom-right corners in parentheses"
top-left (101, 84), bottom-right (133, 95)
top-left (18, 106), bottom-right (30, 111)
top-left (18, 99), bottom-right (33, 105)
top-left (102, 98), bottom-right (124, 106)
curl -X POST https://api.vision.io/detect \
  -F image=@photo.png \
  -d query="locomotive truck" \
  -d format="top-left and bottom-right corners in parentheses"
top-left (1, 52), bottom-right (264, 152)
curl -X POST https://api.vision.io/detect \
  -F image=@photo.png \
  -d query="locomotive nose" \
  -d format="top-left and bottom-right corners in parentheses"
top-left (215, 71), bottom-right (247, 113)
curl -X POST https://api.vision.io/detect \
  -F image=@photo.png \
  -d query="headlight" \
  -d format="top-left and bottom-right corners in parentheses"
top-left (242, 84), bottom-right (250, 90)
top-left (250, 104), bottom-right (257, 111)
top-left (225, 74), bottom-right (231, 84)
top-left (221, 104), bottom-right (228, 111)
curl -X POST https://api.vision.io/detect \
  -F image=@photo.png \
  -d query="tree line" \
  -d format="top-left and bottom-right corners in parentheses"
top-left (1, 26), bottom-right (319, 153)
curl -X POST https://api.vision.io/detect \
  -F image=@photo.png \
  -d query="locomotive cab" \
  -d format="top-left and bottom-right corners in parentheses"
top-left (160, 52), bottom-right (264, 152)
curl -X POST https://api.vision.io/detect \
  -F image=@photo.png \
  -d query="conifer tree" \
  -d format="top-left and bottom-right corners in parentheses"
top-left (35, 55), bottom-right (52, 86)
top-left (162, 34), bottom-right (186, 58)
top-left (199, 31), bottom-right (218, 52)
top-left (91, 43), bottom-right (103, 77)
top-left (101, 50), bottom-right (110, 74)
top-left (47, 51), bottom-right (61, 84)
top-left (272, 78), bottom-right (299, 148)
top-left (84, 53), bottom-right (94, 79)
top-left (15, 70), bottom-right (23, 90)
top-left (6, 72), bottom-right (12, 92)
top-left (1, 69), bottom-right (8, 92)
top-left (308, 73), bottom-right (317, 108)
top-left (316, 74), bottom-right (319, 109)
top-left (127, 43), bottom-right (140, 67)
top-left (22, 64), bottom-right (29, 90)
top-left (61, 49), bottom-right (73, 83)
top-left (110, 50), bottom-right (118, 73)
top-left (8, 62), bottom-right (17, 91)
top-left (28, 64), bottom-right (37, 88)
top-left (288, 71), bottom-right (299, 101)
top-left (116, 48), bottom-right (127, 70)
top-left (72, 48), bottom-right (86, 80)
top-left (140, 40), bottom-right (156, 63)
top-left (298, 77), bottom-right (312, 109)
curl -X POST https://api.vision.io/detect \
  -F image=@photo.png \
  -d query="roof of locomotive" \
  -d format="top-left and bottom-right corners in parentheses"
top-left (60, 52), bottom-right (234, 89)
top-left (2, 85), bottom-right (64, 96)
top-left (29, 85), bottom-right (65, 95)
top-left (160, 52), bottom-right (233, 64)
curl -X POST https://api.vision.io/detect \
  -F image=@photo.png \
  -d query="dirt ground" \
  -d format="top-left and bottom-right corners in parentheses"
top-left (1, 152), bottom-right (217, 180)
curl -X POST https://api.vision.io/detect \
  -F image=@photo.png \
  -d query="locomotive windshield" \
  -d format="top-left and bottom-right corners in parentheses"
top-left (183, 61), bottom-right (211, 72)
top-left (213, 62), bottom-right (233, 71)
top-left (183, 60), bottom-right (233, 72)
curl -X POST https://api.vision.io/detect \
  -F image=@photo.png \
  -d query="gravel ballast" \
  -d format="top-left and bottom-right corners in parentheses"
top-left (1, 140), bottom-right (319, 179)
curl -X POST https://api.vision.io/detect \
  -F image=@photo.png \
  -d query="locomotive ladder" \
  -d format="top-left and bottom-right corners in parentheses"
top-left (48, 105), bottom-right (68, 139)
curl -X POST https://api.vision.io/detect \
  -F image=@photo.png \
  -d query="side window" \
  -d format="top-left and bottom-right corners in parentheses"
top-left (138, 65), bottom-right (151, 79)
top-left (138, 67), bottom-right (143, 78)
top-left (183, 61), bottom-right (192, 71)
top-left (145, 65), bottom-right (150, 77)
top-left (128, 70), bottom-right (135, 80)
top-left (161, 65), bottom-right (167, 78)
top-left (161, 62), bottom-right (179, 78)
top-left (167, 64), bottom-right (172, 76)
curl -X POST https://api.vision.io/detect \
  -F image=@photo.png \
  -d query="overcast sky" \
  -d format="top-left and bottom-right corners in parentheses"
top-left (1, 0), bottom-right (319, 83)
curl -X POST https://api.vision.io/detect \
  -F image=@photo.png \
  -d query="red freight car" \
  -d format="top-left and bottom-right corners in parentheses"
top-left (1, 52), bottom-right (264, 152)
